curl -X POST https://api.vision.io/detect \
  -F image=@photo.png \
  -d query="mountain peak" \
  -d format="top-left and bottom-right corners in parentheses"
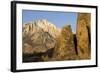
top-left (23, 19), bottom-right (60, 54)
top-left (23, 19), bottom-right (61, 38)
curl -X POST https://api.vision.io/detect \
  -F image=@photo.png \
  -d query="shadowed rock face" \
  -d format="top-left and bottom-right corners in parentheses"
top-left (76, 13), bottom-right (91, 59)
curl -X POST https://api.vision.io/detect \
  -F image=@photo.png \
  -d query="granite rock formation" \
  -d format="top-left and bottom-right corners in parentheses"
top-left (23, 19), bottom-right (61, 39)
top-left (22, 19), bottom-right (60, 54)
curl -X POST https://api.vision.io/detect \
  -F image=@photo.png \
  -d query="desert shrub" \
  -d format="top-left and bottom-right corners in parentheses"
top-left (41, 55), bottom-right (50, 61)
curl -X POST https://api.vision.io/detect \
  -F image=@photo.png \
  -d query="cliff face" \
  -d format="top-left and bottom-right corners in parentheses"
top-left (76, 13), bottom-right (91, 59)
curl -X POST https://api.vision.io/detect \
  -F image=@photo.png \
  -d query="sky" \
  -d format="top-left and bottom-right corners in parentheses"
top-left (22, 10), bottom-right (78, 32)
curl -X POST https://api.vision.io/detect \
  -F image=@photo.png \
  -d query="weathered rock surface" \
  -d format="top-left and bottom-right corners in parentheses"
top-left (53, 25), bottom-right (78, 60)
top-left (76, 13), bottom-right (91, 59)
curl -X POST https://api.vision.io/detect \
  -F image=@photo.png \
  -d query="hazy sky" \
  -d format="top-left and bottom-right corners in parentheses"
top-left (22, 10), bottom-right (78, 32)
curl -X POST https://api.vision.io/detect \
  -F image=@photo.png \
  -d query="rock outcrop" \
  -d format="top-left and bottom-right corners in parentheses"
top-left (76, 13), bottom-right (91, 59)
top-left (53, 25), bottom-right (78, 60)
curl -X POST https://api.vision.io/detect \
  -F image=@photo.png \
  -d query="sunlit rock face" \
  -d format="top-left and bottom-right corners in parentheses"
top-left (23, 19), bottom-right (61, 39)
top-left (22, 19), bottom-right (60, 54)
top-left (76, 13), bottom-right (91, 59)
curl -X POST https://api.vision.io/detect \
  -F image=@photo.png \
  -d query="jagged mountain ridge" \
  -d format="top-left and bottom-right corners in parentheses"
top-left (23, 19), bottom-right (61, 38)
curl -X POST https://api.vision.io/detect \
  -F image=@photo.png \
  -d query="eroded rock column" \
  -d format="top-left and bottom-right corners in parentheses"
top-left (76, 13), bottom-right (91, 59)
top-left (53, 25), bottom-right (77, 60)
